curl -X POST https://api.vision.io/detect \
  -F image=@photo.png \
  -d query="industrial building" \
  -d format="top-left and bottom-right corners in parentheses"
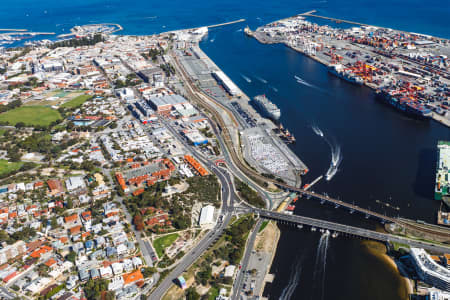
top-left (212, 71), bottom-right (241, 96)
top-left (147, 94), bottom-right (188, 113)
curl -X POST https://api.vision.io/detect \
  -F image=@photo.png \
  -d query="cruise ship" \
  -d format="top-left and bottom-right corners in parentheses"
top-left (376, 89), bottom-right (432, 119)
top-left (253, 94), bottom-right (281, 121)
top-left (328, 64), bottom-right (364, 85)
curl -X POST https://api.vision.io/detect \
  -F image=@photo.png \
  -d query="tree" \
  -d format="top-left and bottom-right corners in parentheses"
top-left (83, 279), bottom-right (108, 300)
top-left (141, 267), bottom-right (157, 278)
top-left (185, 287), bottom-right (200, 300)
top-left (50, 216), bottom-right (58, 229)
top-left (66, 251), bottom-right (77, 264)
top-left (15, 122), bottom-right (25, 129)
top-left (66, 198), bottom-right (73, 209)
top-left (133, 213), bottom-right (144, 231)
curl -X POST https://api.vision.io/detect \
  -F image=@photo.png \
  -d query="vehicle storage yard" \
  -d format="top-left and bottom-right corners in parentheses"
top-left (177, 44), bottom-right (308, 185)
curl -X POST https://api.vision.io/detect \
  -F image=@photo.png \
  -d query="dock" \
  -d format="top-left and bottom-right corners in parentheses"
top-left (304, 175), bottom-right (322, 191)
top-left (301, 12), bottom-right (372, 27)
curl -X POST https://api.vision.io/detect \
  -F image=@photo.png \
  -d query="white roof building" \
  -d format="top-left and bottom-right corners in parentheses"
top-left (65, 176), bottom-right (86, 192)
top-left (224, 265), bottom-right (236, 278)
top-left (108, 276), bottom-right (124, 291)
top-left (111, 262), bottom-right (124, 275)
top-left (199, 205), bottom-right (215, 226)
top-left (100, 266), bottom-right (113, 278)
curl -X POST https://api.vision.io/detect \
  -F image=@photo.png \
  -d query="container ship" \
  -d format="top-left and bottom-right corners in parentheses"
top-left (435, 141), bottom-right (450, 208)
top-left (253, 94), bottom-right (281, 122)
top-left (328, 64), bottom-right (364, 85)
top-left (376, 89), bottom-right (432, 120)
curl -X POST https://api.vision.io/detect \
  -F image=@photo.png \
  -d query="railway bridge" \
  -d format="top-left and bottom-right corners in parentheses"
top-left (276, 184), bottom-right (396, 223)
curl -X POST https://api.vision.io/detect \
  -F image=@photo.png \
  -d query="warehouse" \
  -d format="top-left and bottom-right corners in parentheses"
top-left (147, 94), bottom-right (188, 113)
top-left (212, 71), bottom-right (240, 96)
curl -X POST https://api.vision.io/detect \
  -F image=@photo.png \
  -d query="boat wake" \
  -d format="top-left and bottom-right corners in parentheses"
top-left (270, 85), bottom-right (278, 92)
top-left (294, 75), bottom-right (324, 92)
top-left (311, 124), bottom-right (342, 181)
top-left (241, 74), bottom-right (252, 83)
top-left (325, 138), bottom-right (342, 181)
top-left (312, 231), bottom-right (330, 300)
top-left (210, 37), bottom-right (215, 43)
top-left (255, 76), bottom-right (268, 84)
top-left (311, 125), bottom-right (324, 137)
top-left (236, 28), bottom-right (243, 32)
top-left (280, 256), bottom-right (303, 300)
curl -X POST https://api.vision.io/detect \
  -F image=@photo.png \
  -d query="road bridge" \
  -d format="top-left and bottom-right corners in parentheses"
top-left (254, 209), bottom-right (450, 253)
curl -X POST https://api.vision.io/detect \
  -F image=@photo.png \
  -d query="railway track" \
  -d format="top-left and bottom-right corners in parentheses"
top-left (171, 51), bottom-right (450, 239)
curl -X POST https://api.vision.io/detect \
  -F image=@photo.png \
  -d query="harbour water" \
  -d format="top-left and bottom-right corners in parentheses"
top-left (1, 1), bottom-right (450, 299)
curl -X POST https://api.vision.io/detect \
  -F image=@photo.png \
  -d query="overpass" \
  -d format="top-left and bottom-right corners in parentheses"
top-left (254, 209), bottom-right (450, 253)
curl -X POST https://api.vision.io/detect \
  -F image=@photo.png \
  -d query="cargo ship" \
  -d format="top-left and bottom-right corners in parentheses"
top-left (435, 141), bottom-right (450, 208)
top-left (253, 94), bottom-right (281, 122)
top-left (328, 64), bottom-right (364, 85)
top-left (376, 89), bottom-right (432, 120)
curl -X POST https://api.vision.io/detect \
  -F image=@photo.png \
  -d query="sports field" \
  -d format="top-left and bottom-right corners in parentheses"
top-left (0, 106), bottom-right (62, 126)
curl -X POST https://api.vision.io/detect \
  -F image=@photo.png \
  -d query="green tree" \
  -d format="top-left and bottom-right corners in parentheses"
top-left (185, 287), bottom-right (200, 300)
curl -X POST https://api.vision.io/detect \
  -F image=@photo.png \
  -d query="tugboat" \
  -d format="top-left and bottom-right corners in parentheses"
top-left (278, 123), bottom-right (296, 143)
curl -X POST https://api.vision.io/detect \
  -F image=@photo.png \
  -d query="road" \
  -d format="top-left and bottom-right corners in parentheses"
top-left (231, 219), bottom-right (262, 300)
top-left (148, 162), bottom-right (236, 299)
top-left (102, 167), bottom-right (156, 266)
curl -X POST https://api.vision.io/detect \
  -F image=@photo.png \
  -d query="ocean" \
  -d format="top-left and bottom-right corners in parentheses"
top-left (1, 1), bottom-right (449, 299)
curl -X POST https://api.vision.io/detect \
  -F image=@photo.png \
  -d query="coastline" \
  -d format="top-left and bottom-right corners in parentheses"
top-left (253, 221), bottom-right (281, 298)
top-left (361, 240), bottom-right (413, 300)
top-left (245, 29), bottom-right (450, 128)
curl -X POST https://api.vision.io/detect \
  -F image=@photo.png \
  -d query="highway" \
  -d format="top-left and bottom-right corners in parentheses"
top-left (231, 219), bottom-right (262, 300)
top-left (255, 209), bottom-right (450, 253)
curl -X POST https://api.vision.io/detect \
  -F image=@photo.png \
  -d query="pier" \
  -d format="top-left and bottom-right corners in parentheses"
top-left (301, 12), bottom-right (372, 27)
top-left (0, 29), bottom-right (27, 32)
top-left (177, 19), bottom-right (246, 33)
top-left (254, 209), bottom-right (450, 253)
top-left (304, 175), bottom-right (322, 191)
top-left (208, 19), bottom-right (246, 28)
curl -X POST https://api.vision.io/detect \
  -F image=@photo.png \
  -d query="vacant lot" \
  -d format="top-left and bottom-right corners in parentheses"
top-left (61, 94), bottom-right (92, 108)
top-left (0, 159), bottom-right (23, 176)
top-left (0, 106), bottom-right (62, 126)
top-left (153, 233), bottom-right (179, 258)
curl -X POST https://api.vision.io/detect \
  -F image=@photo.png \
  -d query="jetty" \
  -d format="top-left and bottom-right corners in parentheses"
top-left (0, 29), bottom-right (27, 32)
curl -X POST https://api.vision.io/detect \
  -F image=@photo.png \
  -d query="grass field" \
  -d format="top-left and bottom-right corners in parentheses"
top-left (0, 159), bottom-right (23, 176)
top-left (258, 220), bottom-right (269, 233)
top-left (153, 233), bottom-right (179, 258)
top-left (61, 95), bottom-right (92, 108)
top-left (0, 106), bottom-right (62, 126)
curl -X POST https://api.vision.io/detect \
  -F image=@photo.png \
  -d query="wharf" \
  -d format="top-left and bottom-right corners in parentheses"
top-left (302, 13), bottom-right (372, 27)
top-left (247, 13), bottom-right (450, 129)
